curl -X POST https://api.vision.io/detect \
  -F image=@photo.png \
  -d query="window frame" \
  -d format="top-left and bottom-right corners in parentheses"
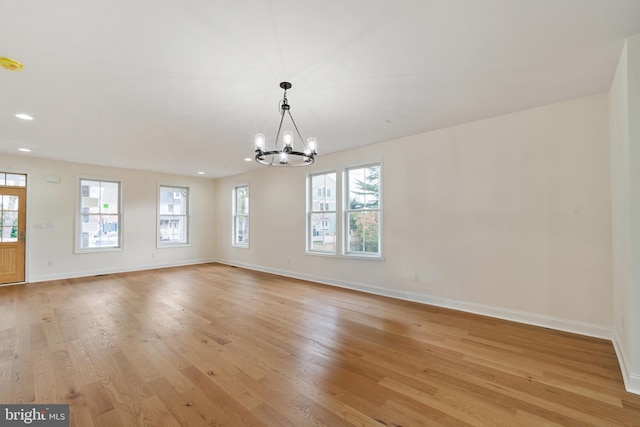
top-left (344, 163), bottom-right (382, 258)
top-left (0, 172), bottom-right (27, 187)
top-left (306, 163), bottom-right (383, 259)
top-left (76, 177), bottom-right (123, 253)
top-left (0, 172), bottom-right (27, 246)
top-left (157, 184), bottom-right (190, 247)
top-left (232, 184), bottom-right (249, 247)
top-left (307, 171), bottom-right (338, 254)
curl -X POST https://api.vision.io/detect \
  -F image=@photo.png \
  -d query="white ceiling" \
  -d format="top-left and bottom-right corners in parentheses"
top-left (1, 1), bottom-right (639, 178)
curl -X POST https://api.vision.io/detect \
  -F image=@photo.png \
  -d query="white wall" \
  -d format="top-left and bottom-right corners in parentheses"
top-left (610, 34), bottom-right (640, 394)
top-left (0, 154), bottom-right (217, 282)
top-left (215, 93), bottom-right (613, 338)
top-left (630, 34), bottom-right (640, 395)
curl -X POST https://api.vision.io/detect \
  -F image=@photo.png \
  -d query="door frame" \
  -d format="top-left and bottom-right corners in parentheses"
top-left (0, 170), bottom-right (29, 286)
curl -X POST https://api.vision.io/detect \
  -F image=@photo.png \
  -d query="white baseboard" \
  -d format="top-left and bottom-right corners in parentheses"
top-left (613, 333), bottom-right (640, 395)
top-left (631, 373), bottom-right (640, 395)
top-left (214, 259), bottom-right (613, 340)
top-left (28, 258), bottom-right (217, 283)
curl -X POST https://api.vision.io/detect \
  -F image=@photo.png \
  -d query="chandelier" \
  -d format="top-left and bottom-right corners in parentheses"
top-left (254, 82), bottom-right (317, 166)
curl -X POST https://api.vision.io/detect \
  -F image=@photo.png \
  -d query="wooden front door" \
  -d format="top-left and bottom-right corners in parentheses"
top-left (0, 187), bottom-right (26, 284)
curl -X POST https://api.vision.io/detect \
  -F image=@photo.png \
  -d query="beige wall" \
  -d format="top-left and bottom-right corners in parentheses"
top-left (216, 93), bottom-right (613, 338)
top-left (0, 155), bottom-right (217, 282)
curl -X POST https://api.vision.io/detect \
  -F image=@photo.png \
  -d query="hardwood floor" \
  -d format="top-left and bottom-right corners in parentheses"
top-left (1, 263), bottom-right (639, 426)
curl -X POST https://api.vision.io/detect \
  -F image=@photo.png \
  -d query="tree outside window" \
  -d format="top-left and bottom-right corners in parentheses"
top-left (346, 165), bottom-right (380, 255)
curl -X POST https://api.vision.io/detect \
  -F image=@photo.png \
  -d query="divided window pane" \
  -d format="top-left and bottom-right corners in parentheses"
top-left (233, 185), bottom-right (249, 246)
top-left (159, 186), bottom-right (189, 245)
top-left (308, 172), bottom-right (336, 253)
top-left (78, 179), bottom-right (121, 250)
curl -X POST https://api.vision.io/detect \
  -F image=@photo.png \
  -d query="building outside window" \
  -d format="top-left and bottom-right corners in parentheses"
top-left (233, 185), bottom-right (249, 246)
top-left (158, 185), bottom-right (189, 245)
top-left (78, 178), bottom-right (121, 251)
top-left (345, 164), bottom-right (381, 255)
top-left (308, 172), bottom-right (337, 253)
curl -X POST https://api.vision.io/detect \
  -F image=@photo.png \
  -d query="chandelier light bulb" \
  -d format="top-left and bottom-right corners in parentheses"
top-left (307, 137), bottom-right (317, 154)
top-left (255, 133), bottom-right (265, 152)
top-left (283, 130), bottom-right (293, 148)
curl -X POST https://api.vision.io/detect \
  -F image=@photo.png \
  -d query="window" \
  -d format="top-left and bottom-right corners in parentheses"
top-left (233, 185), bottom-right (249, 246)
top-left (0, 194), bottom-right (19, 243)
top-left (308, 172), bottom-right (337, 253)
top-left (307, 164), bottom-right (382, 257)
top-left (78, 178), bottom-right (121, 251)
top-left (316, 187), bottom-right (332, 198)
top-left (346, 164), bottom-right (381, 255)
top-left (0, 173), bottom-right (26, 187)
top-left (158, 185), bottom-right (189, 245)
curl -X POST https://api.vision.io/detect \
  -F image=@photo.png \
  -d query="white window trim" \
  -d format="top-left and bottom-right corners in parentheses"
top-left (307, 170), bottom-right (338, 254)
top-left (232, 184), bottom-right (249, 248)
top-left (342, 162), bottom-right (384, 259)
top-left (157, 184), bottom-right (191, 248)
top-left (306, 163), bottom-right (384, 260)
top-left (75, 176), bottom-right (123, 254)
top-left (344, 163), bottom-right (382, 259)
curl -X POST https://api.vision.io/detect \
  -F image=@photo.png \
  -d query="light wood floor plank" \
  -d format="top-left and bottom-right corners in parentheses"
top-left (1, 263), bottom-right (639, 426)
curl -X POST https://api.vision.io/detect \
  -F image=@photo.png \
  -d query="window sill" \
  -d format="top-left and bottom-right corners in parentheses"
top-left (76, 246), bottom-right (123, 254)
top-left (158, 243), bottom-right (191, 249)
top-left (305, 251), bottom-right (384, 261)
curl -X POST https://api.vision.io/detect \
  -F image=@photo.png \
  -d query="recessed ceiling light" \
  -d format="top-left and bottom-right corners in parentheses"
top-left (16, 113), bottom-right (33, 120)
top-left (18, 148), bottom-right (31, 152)
top-left (244, 158), bottom-right (252, 162)
top-left (197, 171), bottom-right (205, 175)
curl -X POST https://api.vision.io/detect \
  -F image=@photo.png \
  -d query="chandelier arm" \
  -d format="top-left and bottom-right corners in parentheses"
top-left (274, 106), bottom-right (287, 148)
top-left (286, 110), bottom-right (307, 149)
